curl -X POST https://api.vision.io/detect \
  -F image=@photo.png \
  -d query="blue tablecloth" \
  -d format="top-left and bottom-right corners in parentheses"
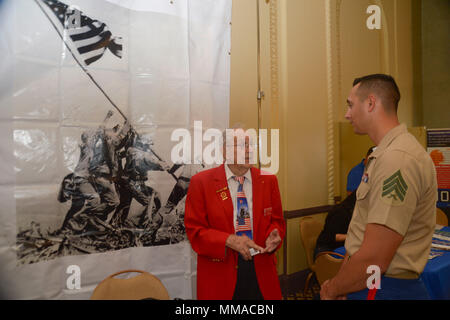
top-left (421, 226), bottom-right (450, 300)
top-left (334, 226), bottom-right (450, 300)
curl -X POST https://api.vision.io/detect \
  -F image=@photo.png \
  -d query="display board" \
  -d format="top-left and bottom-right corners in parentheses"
top-left (428, 129), bottom-right (450, 209)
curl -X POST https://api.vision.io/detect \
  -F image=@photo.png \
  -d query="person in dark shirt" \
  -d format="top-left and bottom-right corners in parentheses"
top-left (346, 146), bottom-right (376, 194)
top-left (314, 191), bottom-right (356, 259)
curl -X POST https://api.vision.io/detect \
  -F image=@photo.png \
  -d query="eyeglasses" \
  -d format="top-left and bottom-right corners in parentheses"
top-left (226, 143), bottom-right (257, 149)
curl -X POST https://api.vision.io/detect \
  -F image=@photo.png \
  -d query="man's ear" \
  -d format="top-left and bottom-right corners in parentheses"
top-left (367, 94), bottom-right (376, 112)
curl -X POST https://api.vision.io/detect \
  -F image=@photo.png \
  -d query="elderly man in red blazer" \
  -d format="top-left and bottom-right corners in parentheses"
top-left (185, 128), bottom-right (285, 300)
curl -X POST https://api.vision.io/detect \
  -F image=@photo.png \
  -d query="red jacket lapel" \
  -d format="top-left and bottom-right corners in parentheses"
top-left (212, 164), bottom-right (234, 231)
top-left (251, 167), bottom-right (264, 240)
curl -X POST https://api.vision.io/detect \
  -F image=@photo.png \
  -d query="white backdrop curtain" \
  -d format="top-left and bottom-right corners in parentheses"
top-left (0, 0), bottom-right (231, 299)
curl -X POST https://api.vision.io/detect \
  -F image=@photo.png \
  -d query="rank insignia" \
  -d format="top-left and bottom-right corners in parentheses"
top-left (381, 170), bottom-right (408, 205)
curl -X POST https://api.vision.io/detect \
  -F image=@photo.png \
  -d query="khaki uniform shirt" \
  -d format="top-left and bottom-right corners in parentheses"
top-left (345, 124), bottom-right (437, 277)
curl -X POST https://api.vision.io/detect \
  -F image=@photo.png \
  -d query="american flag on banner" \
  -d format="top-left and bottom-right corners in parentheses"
top-left (40, 0), bottom-right (122, 66)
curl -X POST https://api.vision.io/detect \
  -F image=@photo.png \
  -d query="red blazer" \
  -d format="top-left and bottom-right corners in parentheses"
top-left (184, 164), bottom-right (285, 300)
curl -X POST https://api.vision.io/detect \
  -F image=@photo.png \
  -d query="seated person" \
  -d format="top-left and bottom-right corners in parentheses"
top-left (313, 191), bottom-right (356, 259)
top-left (346, 146), bottom-right (376, 194)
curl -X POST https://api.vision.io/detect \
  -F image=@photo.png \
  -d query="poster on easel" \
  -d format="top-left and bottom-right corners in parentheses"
top-left (427, 129), bottom-right (450, 208)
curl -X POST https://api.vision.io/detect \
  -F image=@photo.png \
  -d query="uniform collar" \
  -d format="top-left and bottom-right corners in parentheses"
top-left (372, 123), bottom-right (407, 157)
top-left (224, 164), bottom-right (252, 183)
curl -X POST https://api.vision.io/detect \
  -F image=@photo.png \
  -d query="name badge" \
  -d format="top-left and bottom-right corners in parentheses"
top-left (264, 207), bottom-right (272, 216)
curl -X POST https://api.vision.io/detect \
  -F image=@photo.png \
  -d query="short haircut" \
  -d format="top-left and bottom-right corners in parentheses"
top-left (353, 74), bottom-right (400, 112)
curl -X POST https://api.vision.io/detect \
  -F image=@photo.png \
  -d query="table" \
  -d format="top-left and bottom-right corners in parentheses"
top-left (334, 226), bottom-right (450, 300)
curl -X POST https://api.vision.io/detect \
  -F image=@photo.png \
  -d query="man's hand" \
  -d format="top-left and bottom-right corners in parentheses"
top-left (160, 161), bottom-right (172, 172)
top-left (226, 234), bottom-right (264, 261)
top-left (320, 280), bottom-right (347, 300)
top-left (264, 229), bottom-right (281, 254)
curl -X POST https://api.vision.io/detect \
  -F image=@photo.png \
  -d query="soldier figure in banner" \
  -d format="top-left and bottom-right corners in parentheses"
top-left (110, 132), bottom-right (170, 238)
top-left (58, 124), bottom-right (104, 233)
top-left (85, 111), bottom-right (131, 229)
top-left (58, 111), bottom-right (131, 233)
top-left (153, 164), bottom-right (205, 245)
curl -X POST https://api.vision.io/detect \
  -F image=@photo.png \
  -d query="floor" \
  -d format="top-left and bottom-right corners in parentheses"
top-left (285, 276), bottom-right (321, 300)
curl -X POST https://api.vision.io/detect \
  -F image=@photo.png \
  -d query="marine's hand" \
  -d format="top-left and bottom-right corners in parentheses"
top-left (320, 280), bottom-right (347, 300)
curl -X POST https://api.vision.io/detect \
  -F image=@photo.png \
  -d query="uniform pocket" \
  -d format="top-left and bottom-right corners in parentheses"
top-left (356, 182), bottom-right (370, 200)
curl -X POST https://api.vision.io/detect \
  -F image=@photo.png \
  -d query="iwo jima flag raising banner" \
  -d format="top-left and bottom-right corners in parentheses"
top-left (0, 0), bottom-right (231, 299)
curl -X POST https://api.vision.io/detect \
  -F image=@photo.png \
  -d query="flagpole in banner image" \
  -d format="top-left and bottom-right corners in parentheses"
top-left (34, 0), bottom-right (179, 181)
top-left (34, 0), bottom-right (127, 121)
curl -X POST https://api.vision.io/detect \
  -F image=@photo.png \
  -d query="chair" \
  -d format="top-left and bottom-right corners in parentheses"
top-left (299, 216), bottom-right (345, 295)
top-left (436, 208), bottom-right (448, 226)
top-left (90, 269), bottom-right (170, 300)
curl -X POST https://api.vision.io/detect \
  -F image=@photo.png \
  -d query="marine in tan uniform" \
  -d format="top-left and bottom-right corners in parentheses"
top-left (320, 74), bottom-right (437, 300)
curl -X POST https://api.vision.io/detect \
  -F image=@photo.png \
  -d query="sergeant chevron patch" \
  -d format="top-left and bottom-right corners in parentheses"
top-left (381, 170), bottom-right (408, 205)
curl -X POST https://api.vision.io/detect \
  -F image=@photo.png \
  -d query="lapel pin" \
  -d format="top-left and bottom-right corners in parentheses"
top-left (216, 187), bottom-right (228, 200)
